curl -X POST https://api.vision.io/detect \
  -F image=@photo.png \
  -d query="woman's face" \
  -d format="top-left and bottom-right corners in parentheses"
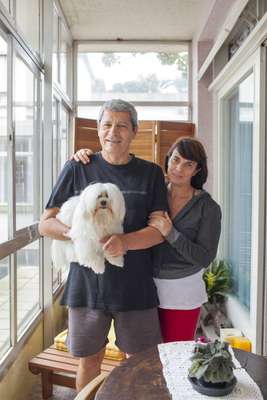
top-left (167, 148), bottom-right (199, 186)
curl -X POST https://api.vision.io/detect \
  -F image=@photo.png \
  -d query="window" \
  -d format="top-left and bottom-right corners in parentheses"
top-left (16, 0), bottom-right (40, 54)
top-left (53, 5), bottom-right (72, 97)
top-left (14, 55), bottom-right (39, 231)
top-left (77, 46), bottom-right (190, 121)
top-left (1, 0), bottom-right (10, 12)
top-left (0, 35), bottom-right (8, 243)
top-left (53, 6), bottom-right (59, 83)
top-left (224, 73), bottom-right (254, 310)
top-left (0, 37), bottom-right (42, 361)
top-left (59, 21), bottom-right (71, 95)
top-left (0, 256), bottom-right (10, 359)
top-left (52, 99), bottom-right (70, 291)
top-left (17, 241), bottom-right (40, 338)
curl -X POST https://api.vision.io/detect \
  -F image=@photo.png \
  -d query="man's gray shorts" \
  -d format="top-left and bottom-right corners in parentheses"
top-left (67, 307), bottom-right (162, 357)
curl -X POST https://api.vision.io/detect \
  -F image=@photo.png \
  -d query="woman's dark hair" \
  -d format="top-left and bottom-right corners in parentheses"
top-left (164, 137), bottom-right (208, 189)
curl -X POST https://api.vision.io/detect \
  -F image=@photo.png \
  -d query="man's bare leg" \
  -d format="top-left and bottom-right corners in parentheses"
top-left (76, 347), bottom-right (106, 392)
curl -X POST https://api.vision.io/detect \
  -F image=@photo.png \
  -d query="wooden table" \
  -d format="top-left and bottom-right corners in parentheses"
top-left (95, 345), bottom-right (267, 400)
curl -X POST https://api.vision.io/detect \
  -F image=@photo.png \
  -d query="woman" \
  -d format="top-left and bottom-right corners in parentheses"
top-left (148, 137), bottom-right (221, 342)
top-left (72, 137), bottom-right (221, 342)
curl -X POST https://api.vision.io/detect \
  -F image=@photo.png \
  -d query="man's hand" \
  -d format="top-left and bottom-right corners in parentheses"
top-left (101, 235), bottom-right (128, 257)
top-left (70, 148), bottom-right (93, 164)
top-left (148, 211), bottom-right (172, 237)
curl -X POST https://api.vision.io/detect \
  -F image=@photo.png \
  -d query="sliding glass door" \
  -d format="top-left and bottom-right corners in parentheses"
top-left (226, 73), bottom-right (254, 310)
top-left (215, 47), bottom-right (265, 353)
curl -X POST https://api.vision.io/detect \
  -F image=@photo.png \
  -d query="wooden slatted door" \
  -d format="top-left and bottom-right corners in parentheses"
top-left (74, 117), bottom-right (195, 167)
top-left (74, 117), bottom-right (99, 153)
top-left (130, 120), bottom-right (155, 162)
top-left (156, 121), bottom-right (195, 170)
top-left (74, 118), bottom-right (156, 162)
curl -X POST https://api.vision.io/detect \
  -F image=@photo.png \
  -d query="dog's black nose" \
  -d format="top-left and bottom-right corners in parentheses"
top-left (100, 200), bottom-right (107, 207)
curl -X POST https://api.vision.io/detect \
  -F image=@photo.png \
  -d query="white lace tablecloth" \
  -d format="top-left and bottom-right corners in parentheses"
top-left (158, 341), bottom-right (263, 400)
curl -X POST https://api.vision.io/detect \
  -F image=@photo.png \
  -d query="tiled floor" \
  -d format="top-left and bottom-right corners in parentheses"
top-left (28, 382), bottom-right (77, 400)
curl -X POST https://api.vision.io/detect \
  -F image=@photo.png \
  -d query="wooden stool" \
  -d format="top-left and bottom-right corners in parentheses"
top-left (29, 345), bottom-right (122, 399)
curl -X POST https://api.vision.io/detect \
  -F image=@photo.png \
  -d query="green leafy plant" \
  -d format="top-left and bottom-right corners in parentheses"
top-left (203, 260), bottom-right (232, 304)
top-left (188, 340), bottom-right (235, 384)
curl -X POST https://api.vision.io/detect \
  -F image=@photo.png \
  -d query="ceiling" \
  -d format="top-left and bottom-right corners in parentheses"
top-left (59, 0), bottom-right (216, 41)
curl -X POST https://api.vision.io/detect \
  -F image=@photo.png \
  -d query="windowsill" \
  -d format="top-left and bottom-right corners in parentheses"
top-left (226, 295), bottom-right (251, 339)
top-left (200, 320), bottom-right (220, 341)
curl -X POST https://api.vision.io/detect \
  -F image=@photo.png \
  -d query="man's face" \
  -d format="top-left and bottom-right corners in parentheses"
top-left (98, 110), bottom-right (136, 158)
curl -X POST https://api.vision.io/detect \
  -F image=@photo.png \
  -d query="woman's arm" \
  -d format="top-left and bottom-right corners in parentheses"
top-left (165, 203), bottom-right (221, 267)
top-left (102, 211), bottom-right (165, 257)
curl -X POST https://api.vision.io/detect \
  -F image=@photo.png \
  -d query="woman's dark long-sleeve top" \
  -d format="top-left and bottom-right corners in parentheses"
top-left (153, 190), bottom-right (222, 279)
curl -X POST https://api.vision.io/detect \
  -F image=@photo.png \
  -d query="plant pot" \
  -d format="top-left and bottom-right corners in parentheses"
top-left (188, 376), bottom-right (237, 397)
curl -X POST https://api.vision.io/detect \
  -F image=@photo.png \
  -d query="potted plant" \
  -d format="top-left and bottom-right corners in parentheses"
top-left (202, 260), bottom-right (232, 334)
top-left (188, 340), bottom-right (236, 396)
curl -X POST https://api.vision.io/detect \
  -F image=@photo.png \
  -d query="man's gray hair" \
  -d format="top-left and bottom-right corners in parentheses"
top-left (98, 99), bottom-right (138, 130)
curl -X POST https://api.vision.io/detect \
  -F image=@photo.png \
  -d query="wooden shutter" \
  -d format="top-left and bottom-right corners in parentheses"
top-left (74, 118), bottom-right (100, 152)
top-left (156, 121), bottom-right (195, 170)
top-left (130, 121), bottom-right (155, 162)
top-left (74, 117), bottom-right (195, 168)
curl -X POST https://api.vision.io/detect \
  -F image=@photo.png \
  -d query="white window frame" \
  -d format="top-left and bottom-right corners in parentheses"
top-left (211, 46), bottom-right (266, 354)
top-left (0, 32), bottom-right (43, 373)
top-left (53, 0), bottom-right (73, 102)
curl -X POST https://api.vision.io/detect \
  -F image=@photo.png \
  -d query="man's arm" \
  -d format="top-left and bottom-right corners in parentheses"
top-left (38, 208), bottom-right (71, 241)
top-left (102, 211), bottom-right (165, 257)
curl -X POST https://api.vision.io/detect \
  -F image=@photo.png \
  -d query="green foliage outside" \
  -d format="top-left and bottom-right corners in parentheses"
top-left (101, 52), bottom-right (188, 93)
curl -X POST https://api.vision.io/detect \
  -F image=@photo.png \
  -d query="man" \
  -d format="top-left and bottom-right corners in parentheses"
top-left (39, 99), bottom-right (167, 391)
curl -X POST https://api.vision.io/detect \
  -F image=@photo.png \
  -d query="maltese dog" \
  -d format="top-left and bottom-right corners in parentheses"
top-left (51, 182), bottom-right (126, 274)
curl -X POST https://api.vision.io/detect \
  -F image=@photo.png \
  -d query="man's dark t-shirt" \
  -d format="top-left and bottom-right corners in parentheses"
top-left (46, 153), bottom-right (167, 312)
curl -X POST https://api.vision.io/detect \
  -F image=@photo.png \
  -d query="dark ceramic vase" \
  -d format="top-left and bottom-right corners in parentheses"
top-left (188, 376), bottom-right (237, 397)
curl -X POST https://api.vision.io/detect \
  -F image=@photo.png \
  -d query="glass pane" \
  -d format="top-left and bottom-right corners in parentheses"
top-left (60, 106), bottom-right (68, 169)
top-left (16, 0), bottom-right (40, 53)
top-left (1, 0), bottom-right (10, 12)
top-left (17, 241), bottom-right (40, 337)
top-left (0, 257), bottom-right (11, 358)
top-left (14, 56), bottom-right (39, 231)
top-left (59, 21), bottom-right (70, 95)
top-left (226, 73), bottom-right (253, 310)
top-left (77, 105), bottom-right (188, 121)
top-left (77, 51), bottom-right (189, 102)
top-left (0, 35), bottom-right (8, 243)
top-left (52, 97), bottom-right (59, 184)
top-left (53, 8), bottom-right (59, 82)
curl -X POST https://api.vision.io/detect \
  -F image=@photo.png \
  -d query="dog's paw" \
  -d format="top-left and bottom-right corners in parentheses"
top-left (89, 260), bottom-right (106, 274)
top-left (105, 255), bottom-right (124, 268)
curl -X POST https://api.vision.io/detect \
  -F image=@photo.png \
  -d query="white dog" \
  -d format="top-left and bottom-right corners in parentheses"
top-left (51, 182), bottom-right (126, 274)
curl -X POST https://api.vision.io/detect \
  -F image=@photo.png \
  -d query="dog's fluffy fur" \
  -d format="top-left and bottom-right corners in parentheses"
top-left (51, 182), bottom-right (126, 274)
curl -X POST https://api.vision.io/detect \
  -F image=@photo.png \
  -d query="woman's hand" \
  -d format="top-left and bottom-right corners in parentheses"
top-left (70, 148), bottom-right (93, 164)
top-left (148, 211), bottom-right (172, 237)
